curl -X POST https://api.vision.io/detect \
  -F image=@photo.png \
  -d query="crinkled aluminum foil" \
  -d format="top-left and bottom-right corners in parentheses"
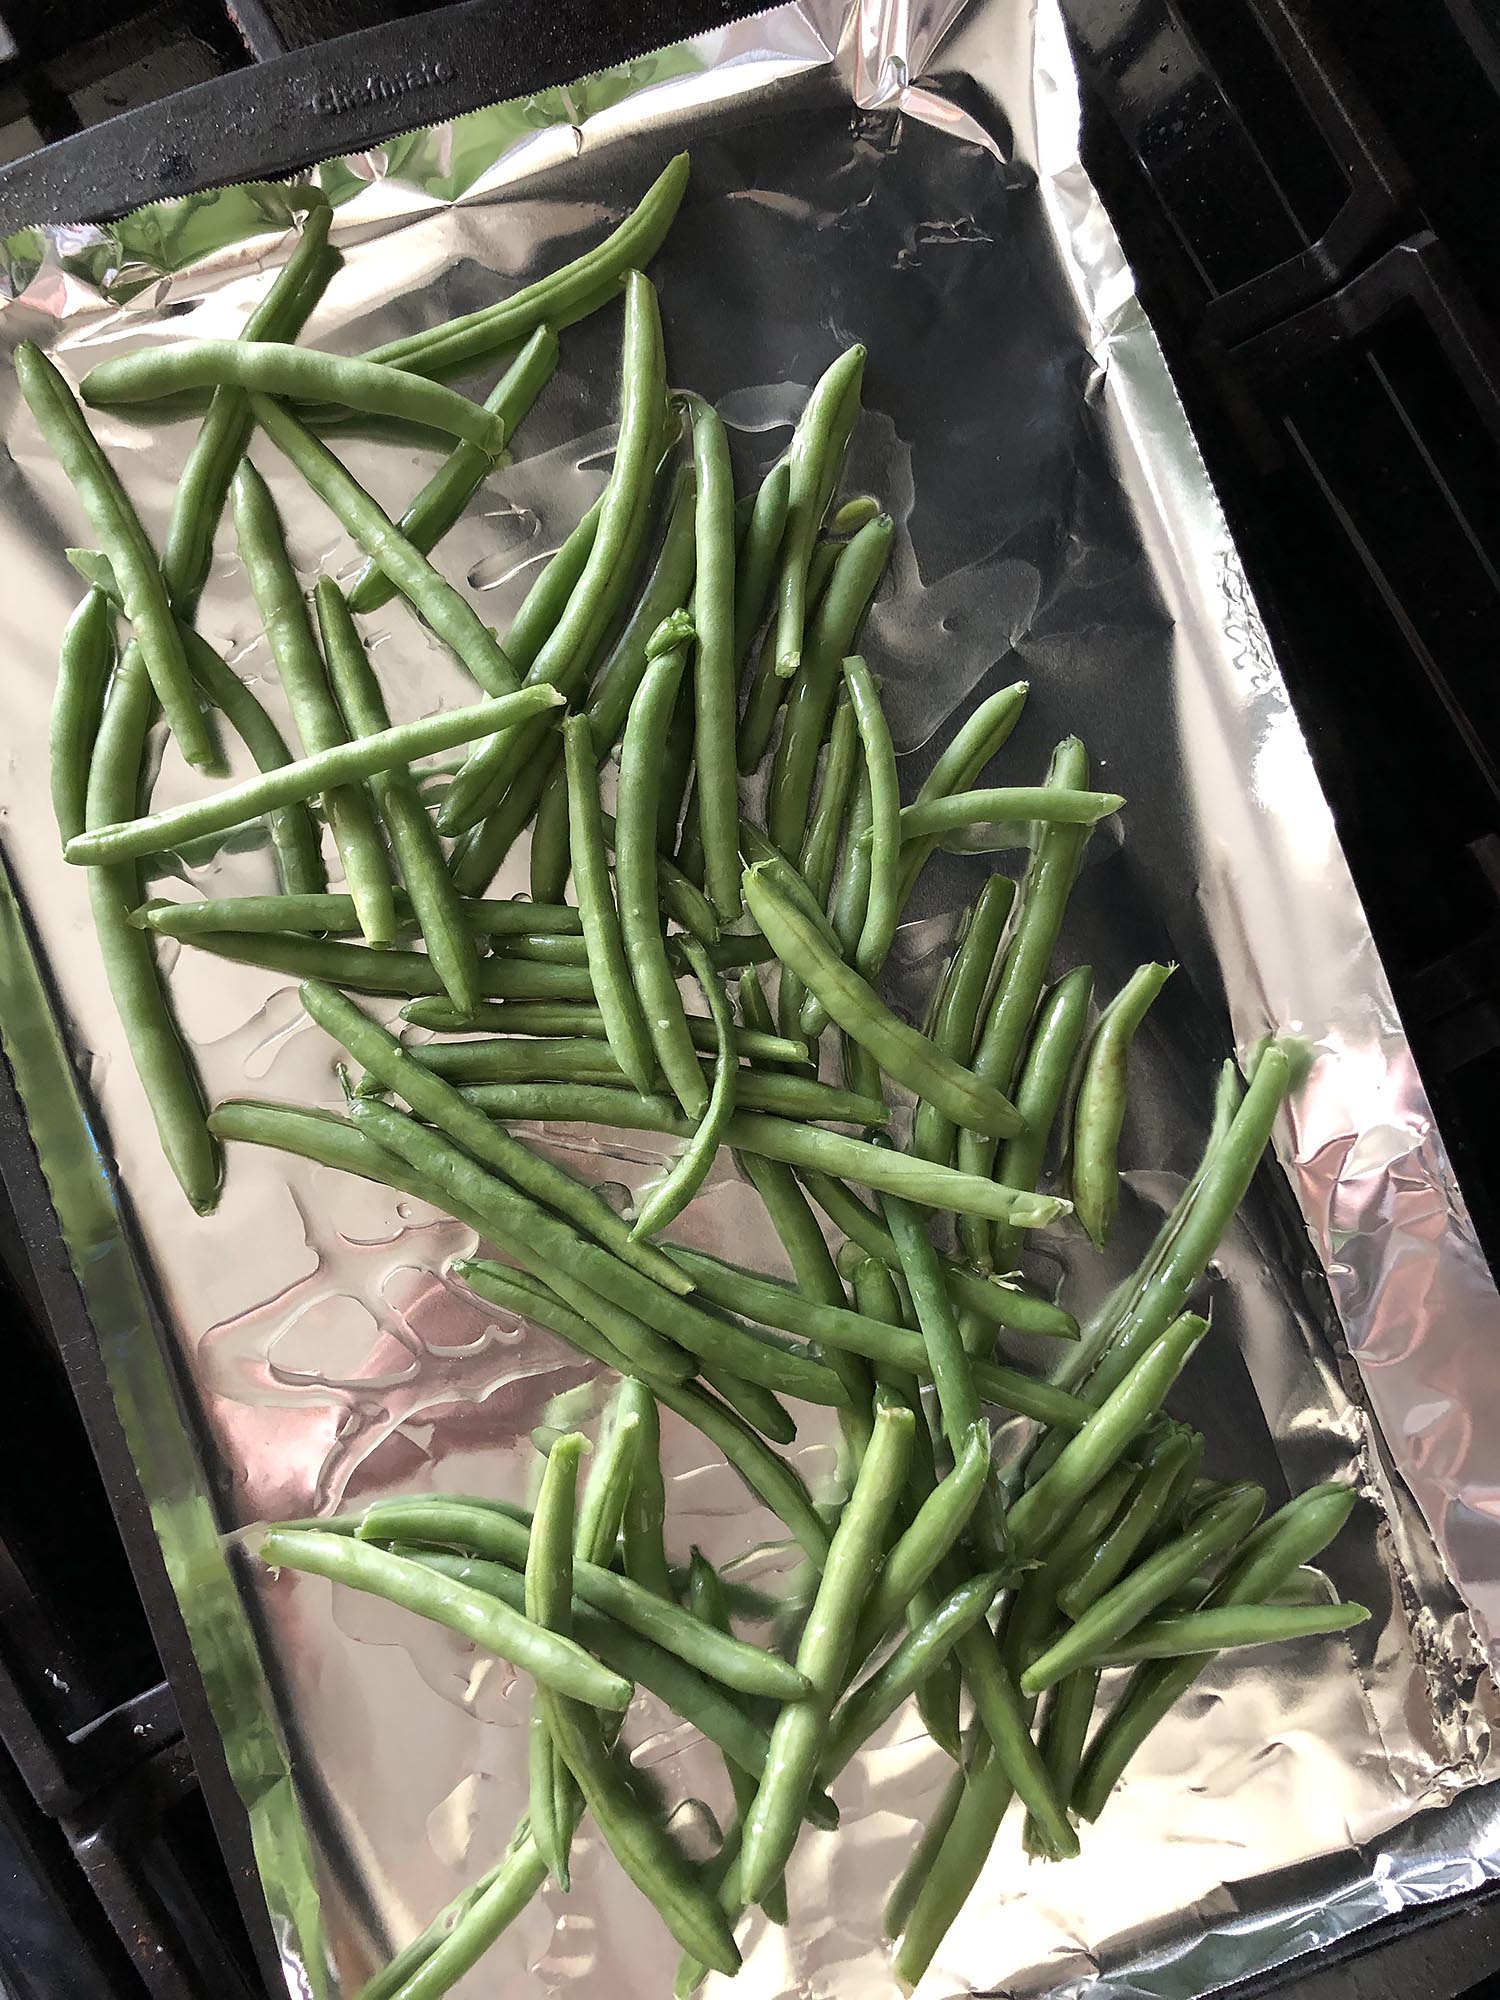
top-left (2, 2), bottom-right (1499, 1996)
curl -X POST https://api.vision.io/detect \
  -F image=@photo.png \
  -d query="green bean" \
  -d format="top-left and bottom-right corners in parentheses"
top-left (659, 1249), bottom-right (1084, 1428)
top-left (687, 1551), bottom-right (790, 1928)
top-left (80, 645), bottom-right (221, 1211)
top-left (16, 342), bottom-right (219, 772)
top-left (1024, 1667), bottom-right (1099, 1860)
top-left (767, 511), bottom-right (892, 855)
top-left (457, 1239), bottom-right (847, 1413)
top-left (249, 393), bottom-right (519, 696)
top-left (524, 758), bottom-right (568, 902)
top-left (304, 981), bottom-right (690, 1300)
top-left (733, 457), bottom-right (790, 666)
top-left (176, 626), bottom-right (328, 894)
top-left (898, 786), bottom-right (1124, 845)
top-left (631, 941), bottom-right (737, 1240)
top-left (1056, 1424), bottom-right (1199, 1619)
top-left (347, 328), bottom-right (558, 613)
top-left (896, 680), bottom-right (1030, 908)
top-left (1007, 1311), bottom-right (1208, 1563)
top-left (991, 962), bottom-right (1094, 1270)
top-left (437, 273), bottom-right (667, 835)
top-left (354, 1857), bottom-right (509, 2000)
top-left (735, 965), bottom-right (778, 1044)
top-left (161, 200), bottom-right (336, 610)
top-left (577, 1396), bottom-right (642, 1567)
top-left (1073, 1483), bottom-right (1357, 1820)
top-left (314, 580), bottom-right (481, 1011)
top-left (447, 1055), bottom-right (878, 1124)
top-left (616, 646), bottom-right (710, 1116)
top-left (771, 344), bottom-right (866, 681)
top-left (86, 337), bottom-right (509, 445)
top-left (847, 1421), bottom-right (993, 1668)
top-left (51, 588), bottom-right (115, 844)
top-left (559, 719), bottom-right (653, 1092)
top-left (373, 1834), bottom-right (546, 2000)
top-left (231, 459), bottom-right (398, 943)
top-left (363, 153), bottom-right (690, 379)
top-left (525, 1432), bottom-right (586, 1886)
top-left (737, 541), bottom-right (838, 774)
top-left (403, 999), bottom-right (795, 1052)
top-left (827, 762), bottom-right (873, 975)
top-left (879, 1192), bottom-right (983, 1457)
top-left (1021, 1482), bottom-right (1265, 1693)
top-left (681, 394), bottom-right (741, 921)
top-left (1092, 1600), bottom-right (1369, 1667)
top-left (840, 653), bottom-right (900, 988)
top-left (745, 865), bottom-right (1026, 1142)
top-left (1064, 1043), bottom-right (1294, 1418)
top-left (798, 1169), bottom-right (1078, 1340)
top-left (1070, 960), bottom-right (1174, 1249)
top-left (611, 1385), bottom-right (670, 1598)
top-left (739, 1396), bottom-right (912, 1904)
top-left (64, 685), bottom-right (560, 869)
top-left (469, 472), bottom-right (697, 901)
top-left (911, 876), bottom-right (1016, 1166)
top-left (883, 1764), bottom-right (965, 1941)
top-left (169, 926), bottom-right (594, 999)
top-left (797, 698), bottom-right (859, 907)
top-left (261, 1526), bottom-right (629, 1707)
top-left (822, 1572), bottom-right (1002, 1781)
top-left (356, 1495), bottom-right (811, 1700)
top-left (956, 736), bottom-right (1094, 1261)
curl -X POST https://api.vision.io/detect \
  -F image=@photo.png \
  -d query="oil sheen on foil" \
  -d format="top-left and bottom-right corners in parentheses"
top-left (1, 1), bottom-right (1498, 1996)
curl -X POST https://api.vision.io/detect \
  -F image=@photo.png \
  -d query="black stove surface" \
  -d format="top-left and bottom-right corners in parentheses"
top-left (1, 3), bottom-right (1497, 1997)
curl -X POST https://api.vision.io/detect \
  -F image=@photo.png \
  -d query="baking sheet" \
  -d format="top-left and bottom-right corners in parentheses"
top-left (2, 0), bottom-right (1499, 1995)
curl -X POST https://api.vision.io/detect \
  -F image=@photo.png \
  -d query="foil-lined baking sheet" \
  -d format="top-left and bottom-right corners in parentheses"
top-left (2, 1), bottom-right (1499, 1995)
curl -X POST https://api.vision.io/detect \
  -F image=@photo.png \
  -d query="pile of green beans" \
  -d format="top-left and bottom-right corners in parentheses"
top-left (17, 150), bottom-right (1366, 2000)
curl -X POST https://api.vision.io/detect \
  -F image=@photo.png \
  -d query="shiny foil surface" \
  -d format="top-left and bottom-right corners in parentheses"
top-left (2, 2), bottom-right (1499, 1996)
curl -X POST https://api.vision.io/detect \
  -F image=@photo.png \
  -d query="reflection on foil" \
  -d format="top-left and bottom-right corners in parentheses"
top-left (2, 0), bottom-right (1499, 1995)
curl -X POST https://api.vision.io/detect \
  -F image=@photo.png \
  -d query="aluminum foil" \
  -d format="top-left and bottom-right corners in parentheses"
top-left (2, 1), bottom-right (1499, 1996)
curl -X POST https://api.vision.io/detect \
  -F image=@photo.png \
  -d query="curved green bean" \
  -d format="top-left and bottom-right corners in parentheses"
top-left (363, 153), bottom-right (690, 379)
top-left (1057, 1424), bottom-right (1199, 1618)
top-left (80, 645), bottom-right (221, 1211)
top-left (347, 326), bottom-right (558, 613)
top-left (841, 652), bottom-right (899, 982)
top-left (632, 940), bottom-right (737, 1240)
top-left (161, 200), bottom-right (336, 610)
top-left (1071, 960), bottom-right (1174, 1249)
top-left (896, 679), bottom-right (1030, 907)
top-left (991, 962), bottom-right (1094, 1270)
top-left (823, 1571), bottom-right (1002, 1781)
top-left (16, 342), bottom-right (219, 772)
top-left (51, 587), bottom-right (115, 845)
top-left (772, 343), bottom-right (866, 681)
top-left (526, 1432), bottom-right (585, 1887)
top-left (616, 645), bottom-right (709, 1116)
top-left (563, 713), bottom-right (656, 1093)
top-left (315, 579), bottom-right (481, 1012)
top-left (1091, 1600), bottom-right (1369, 1668)
top-left (437, 272), bottom-right (667, 836)
top-left (577, 1395), bottom-right (642, 1567)
top-left (355, 1495), bottom-right (811, 1700)
top-left (767, 511), bottom-right (892, 855)
top-left (898, 786), bottom-right (1124, 845)
top-left (616, 1383), bottom-right (672, 1598)
top-left (303, 980), bottom-right (689, 1296)
top-left (261, 1526), bottom-right (630, 1707)
top-left (249, 392), bottom-right (519, 696)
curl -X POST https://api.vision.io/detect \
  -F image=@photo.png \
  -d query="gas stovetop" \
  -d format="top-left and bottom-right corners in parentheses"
top-left (2, 4), bottom-right (1498, 1997)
